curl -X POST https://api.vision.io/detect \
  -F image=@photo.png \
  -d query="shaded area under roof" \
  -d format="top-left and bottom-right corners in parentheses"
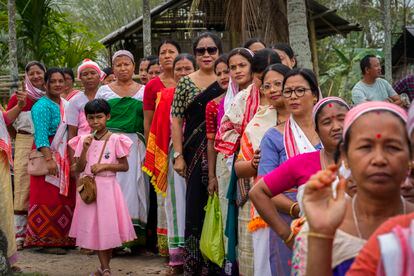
top-left (309, 0), bottom-right (361, 39)
top-left (392, 26), bottom-right (414, 66)
top-left (100, 0), bottom-right (361, 47)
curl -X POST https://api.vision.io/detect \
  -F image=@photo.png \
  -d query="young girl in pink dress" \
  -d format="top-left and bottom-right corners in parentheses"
top-left (68, 99), bottom-right (136, 276)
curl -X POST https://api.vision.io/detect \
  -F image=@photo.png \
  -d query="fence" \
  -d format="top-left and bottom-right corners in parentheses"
top-left (0, 74), bottom-right (25, 106)
top-left (0, 73), bottom-right (143, 106)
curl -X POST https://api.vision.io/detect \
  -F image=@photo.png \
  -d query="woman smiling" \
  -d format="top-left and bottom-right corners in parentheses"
top-left (26, 68), bottom-right (76, 253)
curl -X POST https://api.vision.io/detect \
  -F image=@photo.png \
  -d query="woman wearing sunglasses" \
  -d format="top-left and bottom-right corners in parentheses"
top-left (171, 32), bottom-right (225, 275)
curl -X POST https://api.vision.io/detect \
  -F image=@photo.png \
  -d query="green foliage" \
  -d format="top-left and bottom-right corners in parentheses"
top-left (16, 0), bottom-right (57, 62)
top-left (318, 32), bottom-right (384, 101)
top-left (61, 0), bottom-right (165, 39)
top-left (317, 0), bottom-right (414, 101)
top-left (45, 16), bottom-right (104, 68)
top-left (0, 0), bottom-right (103, 74)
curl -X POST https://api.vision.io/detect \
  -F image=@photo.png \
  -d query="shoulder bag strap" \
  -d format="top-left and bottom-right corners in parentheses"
top-left (92, 134), bottom-right (111, 177)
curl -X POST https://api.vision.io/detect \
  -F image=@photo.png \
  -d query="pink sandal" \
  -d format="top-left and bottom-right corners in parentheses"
top-left (102, 268), bottom-right (111, 275)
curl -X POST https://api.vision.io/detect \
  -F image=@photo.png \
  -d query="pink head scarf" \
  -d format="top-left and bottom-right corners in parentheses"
top-left (407, 103), bottom-right (414, 137)
top-left (77, 58), bottom-right (104, 80)
top-left (312, 96), bottom-right (350, 126)
top-left (343, 101), bottom-right (407, 140)
top-left (24, 61), bottom-right (46, 101)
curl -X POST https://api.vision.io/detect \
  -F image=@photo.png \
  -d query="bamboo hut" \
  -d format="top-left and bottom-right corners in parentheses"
top-left (100, 0), bottom-right (361, 65)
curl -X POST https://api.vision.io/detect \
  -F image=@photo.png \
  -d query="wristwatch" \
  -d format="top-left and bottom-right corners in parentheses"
top-left (173, 152), bottom-right (182, 160)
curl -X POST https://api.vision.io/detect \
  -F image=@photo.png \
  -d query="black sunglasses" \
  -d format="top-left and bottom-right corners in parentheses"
top-left (195, 46), bottom-right (218, 56)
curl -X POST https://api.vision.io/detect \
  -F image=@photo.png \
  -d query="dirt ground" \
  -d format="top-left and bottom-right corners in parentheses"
top-left (15, 249), bottom-right (168, 276)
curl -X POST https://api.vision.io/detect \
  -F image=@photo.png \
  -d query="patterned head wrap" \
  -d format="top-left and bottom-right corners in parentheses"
top-left (112, 50), bottom-right (135, 64)
top-left (343, 101), bottom-right (407, 139)
top-left (312, 96), bottom-right (350, 126)
top-left (77, 59), bottom-right (103, 80)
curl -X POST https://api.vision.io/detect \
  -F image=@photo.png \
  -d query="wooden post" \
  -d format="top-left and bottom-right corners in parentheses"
top-left (109, 45), bottom-right (113, 66)
top-left (384, 0), bottom-right (392, 82)
top-left (287, 0), bottom-right (313, 69)
top-left (230, 31), bottom-right (239, 50)
top-left (309, 18), bottom-right (319, 77)
top-left (143, 0), bottom-right (152, 56)
top-left (8, 0), bottom-right (18, 95)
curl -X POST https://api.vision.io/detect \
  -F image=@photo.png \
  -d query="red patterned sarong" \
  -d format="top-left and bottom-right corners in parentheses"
top-left (25, 140), bottom-right (76, 247)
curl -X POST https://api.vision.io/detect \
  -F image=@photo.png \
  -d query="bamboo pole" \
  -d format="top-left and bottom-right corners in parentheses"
top-left (309, 18), bottom-right (319, 77)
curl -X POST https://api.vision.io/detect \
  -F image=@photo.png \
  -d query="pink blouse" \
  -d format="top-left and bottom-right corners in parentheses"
top-left (263, 151), bottom-right (321, 196)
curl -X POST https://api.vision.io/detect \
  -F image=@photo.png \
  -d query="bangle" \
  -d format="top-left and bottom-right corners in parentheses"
top-left (283, 231), bottom-right (295, 244)
top-left (307, 231), bottom-right (335, 240)
top-left (289, 202), bottom-right (299, 218)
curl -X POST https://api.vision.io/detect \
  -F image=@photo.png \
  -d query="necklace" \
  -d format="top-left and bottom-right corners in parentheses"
top-left (94, 129), bottom-right (109, 140)
top-left (352, 194), bottom-right (406, 239)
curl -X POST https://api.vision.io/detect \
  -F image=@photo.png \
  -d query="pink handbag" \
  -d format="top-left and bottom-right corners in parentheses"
top-left (27, 149), bottom-right (50, 176)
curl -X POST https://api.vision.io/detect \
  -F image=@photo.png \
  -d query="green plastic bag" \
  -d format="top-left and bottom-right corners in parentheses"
top-left (200, 193), bottom-right (225, 267)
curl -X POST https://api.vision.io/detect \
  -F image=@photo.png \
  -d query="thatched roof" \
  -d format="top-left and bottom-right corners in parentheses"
top-left (100, 0), bottom-right (361, 47)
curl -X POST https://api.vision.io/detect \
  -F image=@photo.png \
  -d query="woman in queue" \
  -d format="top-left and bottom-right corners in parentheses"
top-left (67, 59), bottom-right (102, 137)
top-left (243, 38), bottom-right (266, 54)
top-left (96, 50), bottom-right (148, 247)
top-left (143, 40), bottom-right (181, 141)
top-left (142, 40), bottom-right (181, 253)
top-left (215, 48), bottom-right (282, 275)
top-left (249, 97), bottom-right (350, 275)
top-left (144, 53), bottom-right (196, 275)
top-left (7, 61), bottom-right (46, 249)
top-left (171, 32), bottom-right (225, 275)
top-left (299, 101), bottom-right (414, 275)
top-left (2, 86), bottom-right (28, 268)
top-left (254, 68), bottom-right (321, 274)
top-left (272, 43), bottom-right (297, 69)
top-left (25, 68), bottom-right (76, 253)
top-left (234, 63), bottom-right (291, 276)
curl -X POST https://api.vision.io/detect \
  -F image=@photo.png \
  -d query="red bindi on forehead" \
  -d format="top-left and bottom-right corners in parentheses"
top-left (328, 103), bottom-right (333, 108)
top-left (376, 133), bottom-right (382, 139)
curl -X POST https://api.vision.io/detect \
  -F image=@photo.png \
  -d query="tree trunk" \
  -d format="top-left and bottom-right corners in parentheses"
top-left (8, 0), bottom-right (18, 95)
top-left (287, 0), bottom-right (313, 69)
top-left (142, 0), bottom-right (152, 57)
top-left (360, 0), bottom-right (374, 47)
top-left (383, 0), bottom-right (392, 82)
